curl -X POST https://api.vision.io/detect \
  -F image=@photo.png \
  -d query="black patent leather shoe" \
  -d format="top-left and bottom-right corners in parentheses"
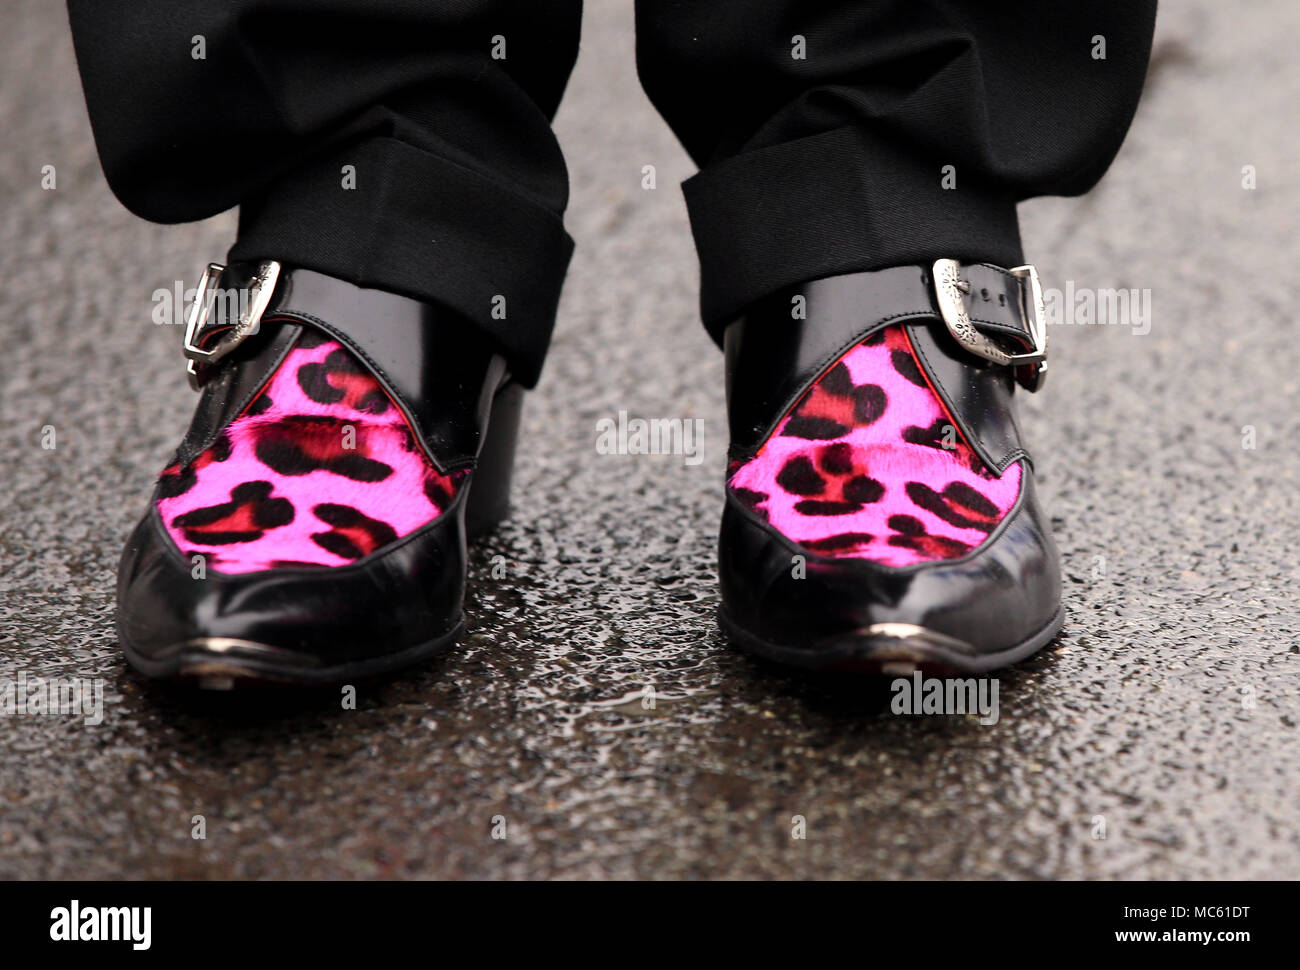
top-left (117, 260), bottom-right (522, 687)
top-left (718, 260), bottom-right (1063, 675)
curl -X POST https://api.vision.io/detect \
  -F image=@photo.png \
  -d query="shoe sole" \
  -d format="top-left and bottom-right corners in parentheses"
top-left (719, 605), bottom-right (1064, 676)
top-left (118, 620), bottom-right (466, 690)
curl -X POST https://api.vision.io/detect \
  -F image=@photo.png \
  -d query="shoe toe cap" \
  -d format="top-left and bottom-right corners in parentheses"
top-left (718, 470), bottom-right (1063, 670)
top-left (116, 503), bottom-right (466, 681)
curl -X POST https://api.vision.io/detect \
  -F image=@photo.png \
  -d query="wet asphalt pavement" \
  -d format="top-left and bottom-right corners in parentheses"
top-left (2, 1), bottom-right (1298, 879)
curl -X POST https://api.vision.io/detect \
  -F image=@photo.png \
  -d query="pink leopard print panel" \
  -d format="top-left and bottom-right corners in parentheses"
top-left (728, 324), bottom-right (1021, 567)
top-left (156, 331), bottom-right (463, 574)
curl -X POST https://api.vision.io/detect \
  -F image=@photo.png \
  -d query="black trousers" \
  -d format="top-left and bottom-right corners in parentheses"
top-left (68, 0), bottom-right (1156, 387)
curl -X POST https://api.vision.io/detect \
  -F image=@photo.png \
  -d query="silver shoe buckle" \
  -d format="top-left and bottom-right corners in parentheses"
top-left (932, 258), bottom-right (1048, 391)
top-left (182, 260), bottom-right (282, 390)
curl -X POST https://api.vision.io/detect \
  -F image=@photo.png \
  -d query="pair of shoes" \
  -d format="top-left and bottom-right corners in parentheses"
top-left (116, 257), bottom-right (1061, 687)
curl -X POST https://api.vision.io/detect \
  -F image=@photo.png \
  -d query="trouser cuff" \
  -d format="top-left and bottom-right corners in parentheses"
top-left (230, 135), bottom-right (573, 387)
top-left (683, 125), bottom-right (1024, 344)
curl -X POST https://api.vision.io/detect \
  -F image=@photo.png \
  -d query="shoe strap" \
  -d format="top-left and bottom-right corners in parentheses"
top-left (179, 261), bottom-right (509, 473)
top-left (724, 262), bottom-right (1045, 476)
